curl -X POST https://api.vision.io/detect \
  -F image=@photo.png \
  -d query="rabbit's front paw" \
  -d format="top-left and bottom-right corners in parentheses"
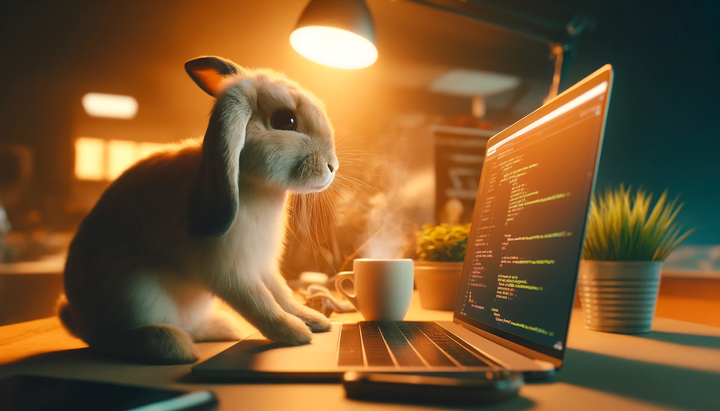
top-left (260, 314), bottom-right (312, 345)
top-left (190, 311), bottom-right (245, 342)
top-left (295, 305), bottom-right (332, 333)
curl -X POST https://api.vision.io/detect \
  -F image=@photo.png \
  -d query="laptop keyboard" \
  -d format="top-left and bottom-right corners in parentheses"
top-left (338, 322), bottom-right (497, 368)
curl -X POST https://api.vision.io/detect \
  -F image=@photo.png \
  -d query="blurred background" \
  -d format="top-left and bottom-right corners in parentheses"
top-left (0, 0), bottom-right (718, 325)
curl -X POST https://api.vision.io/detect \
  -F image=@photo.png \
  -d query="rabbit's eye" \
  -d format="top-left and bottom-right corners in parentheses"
top-left (271, 109), bottom-right (297, 131)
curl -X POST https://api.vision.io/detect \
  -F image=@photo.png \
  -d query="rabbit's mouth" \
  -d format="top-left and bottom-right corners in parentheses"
top-left (292, 175), bottom-right (334, 194)
top-left (311, 178), bottom-right (333, 191)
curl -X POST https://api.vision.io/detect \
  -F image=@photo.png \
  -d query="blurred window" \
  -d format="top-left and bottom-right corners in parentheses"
top-left (74, 138), bottom-right (169, 181)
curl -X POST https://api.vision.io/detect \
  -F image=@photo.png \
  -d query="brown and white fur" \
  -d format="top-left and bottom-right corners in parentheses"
top-left (58, 56), bottom-right (336, 364)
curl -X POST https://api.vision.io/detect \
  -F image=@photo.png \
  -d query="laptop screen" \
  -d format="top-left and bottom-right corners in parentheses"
top-left (454, 67), bottom-right (612, 361)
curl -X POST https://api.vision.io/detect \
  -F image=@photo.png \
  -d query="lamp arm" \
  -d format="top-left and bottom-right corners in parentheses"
top-left (404, 0), bottom-right (571, 45)
top-left (403, 0), bottom-right (594, 96)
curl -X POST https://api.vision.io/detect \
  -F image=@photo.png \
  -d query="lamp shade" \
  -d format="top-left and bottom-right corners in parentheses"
top-left (291, 0), bottom-right (377, 69)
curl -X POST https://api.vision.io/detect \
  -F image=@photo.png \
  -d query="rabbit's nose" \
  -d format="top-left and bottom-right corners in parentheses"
top-left (327, 163), bottom-right (336, 173)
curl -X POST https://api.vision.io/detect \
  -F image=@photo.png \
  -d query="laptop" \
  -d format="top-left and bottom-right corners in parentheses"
top-left (193, 64), bottom-right (614, 380)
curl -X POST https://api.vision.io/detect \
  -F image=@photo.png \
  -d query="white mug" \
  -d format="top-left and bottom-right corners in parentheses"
top-left (335, 259), bottom-right (414, 321)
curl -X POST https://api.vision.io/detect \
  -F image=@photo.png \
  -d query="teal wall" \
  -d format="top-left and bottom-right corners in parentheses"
top-left (563, 0), bottom-right (720, 244)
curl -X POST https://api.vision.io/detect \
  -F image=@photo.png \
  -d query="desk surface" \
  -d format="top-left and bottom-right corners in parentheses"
top-left (1, 292), bottom-right (719, 411)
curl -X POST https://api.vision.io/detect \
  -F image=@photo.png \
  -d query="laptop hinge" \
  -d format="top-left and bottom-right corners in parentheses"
top-left (453, 317), bottom-right (563, 369)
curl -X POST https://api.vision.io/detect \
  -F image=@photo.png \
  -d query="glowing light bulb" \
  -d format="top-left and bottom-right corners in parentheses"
top-left (290, 26), bottom-right (377, 69)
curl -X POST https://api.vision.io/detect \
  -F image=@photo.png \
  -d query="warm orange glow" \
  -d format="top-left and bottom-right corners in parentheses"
top-left (82, 93), bottom-right (138, 119)
top-left (74, 138), bottom-right (105, 181)
top-left (290, 26), bottom-right (377, 69)
top-left (107, 140), bottom-right (139, 179)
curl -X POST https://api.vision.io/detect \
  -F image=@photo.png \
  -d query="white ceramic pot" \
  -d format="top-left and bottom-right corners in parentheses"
top-left (414, 261), bottom-right (463, 311)
top-left (578, 260), bottom-right (662, 334)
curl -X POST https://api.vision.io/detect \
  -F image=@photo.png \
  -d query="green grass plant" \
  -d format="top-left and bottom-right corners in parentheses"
top-left (416, 223), bottom-right (471, 262)
top-left (583, 185), bottom-right (693, 261)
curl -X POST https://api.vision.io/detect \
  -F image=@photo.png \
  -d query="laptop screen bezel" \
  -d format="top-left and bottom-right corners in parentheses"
top-left (451, 65), bottom-right (614, 368)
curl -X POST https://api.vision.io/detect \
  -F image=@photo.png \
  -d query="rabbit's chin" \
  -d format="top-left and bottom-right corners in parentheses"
top-left (290, 177), bottom-right (334, 195)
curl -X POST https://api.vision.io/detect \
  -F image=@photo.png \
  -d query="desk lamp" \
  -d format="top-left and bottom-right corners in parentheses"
top-left (291, 0), bottom-right (593, 97)
top-left (290, 0), bottom-right (378, 69)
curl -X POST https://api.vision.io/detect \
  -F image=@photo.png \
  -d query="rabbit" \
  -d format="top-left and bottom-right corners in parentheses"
top-left (57, 56), bottom-right (337, 364)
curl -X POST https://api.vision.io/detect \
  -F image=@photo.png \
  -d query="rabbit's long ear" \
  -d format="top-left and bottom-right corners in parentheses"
top-left (185, 56), bottom-right (242, 97)
top-left (186, 57), bottom-right (254, 238)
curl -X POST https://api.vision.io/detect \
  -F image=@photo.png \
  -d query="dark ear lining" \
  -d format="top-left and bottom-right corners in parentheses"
top-left (187, 112), bottom-right (237, 237)
top-left (185, 56), bottom-right (242, 97)
top-left (188, 79), bottom-right (255, 238)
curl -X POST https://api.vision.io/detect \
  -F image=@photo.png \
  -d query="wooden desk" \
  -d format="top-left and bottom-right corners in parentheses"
top-left (1, 292), bottom-right (719, 411)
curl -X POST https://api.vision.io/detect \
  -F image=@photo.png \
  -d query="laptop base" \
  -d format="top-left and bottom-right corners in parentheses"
top-left (192, 322), bottom-right (554, 381)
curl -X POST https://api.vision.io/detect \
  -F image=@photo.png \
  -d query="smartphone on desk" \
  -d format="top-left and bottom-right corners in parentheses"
top-left (343, 370), bottom-right (523, 405)
top-left (0, 374), bottom-right (218, 411)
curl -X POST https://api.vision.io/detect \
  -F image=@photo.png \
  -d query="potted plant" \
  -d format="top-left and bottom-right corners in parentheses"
top-left (414, 223), bottom-right (471, 310)
top-left (579, 185), bottom-right (693, 333)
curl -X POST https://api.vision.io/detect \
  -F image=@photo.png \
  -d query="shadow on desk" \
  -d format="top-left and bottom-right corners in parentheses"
top-left (635, 331), bottom-right (720, 349)
top-left (0, 348), bottom-right (127, 380)
top-left (0, 348), bottom-right (191, 387)
top-left (4, 344), bottom-right (718, 410)
top-left (554, 348), bottom-right (720, 411)
top-left (5, 349), bottom-right (539, 411)
top-left (0, 348), bottom-right (115, 369)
